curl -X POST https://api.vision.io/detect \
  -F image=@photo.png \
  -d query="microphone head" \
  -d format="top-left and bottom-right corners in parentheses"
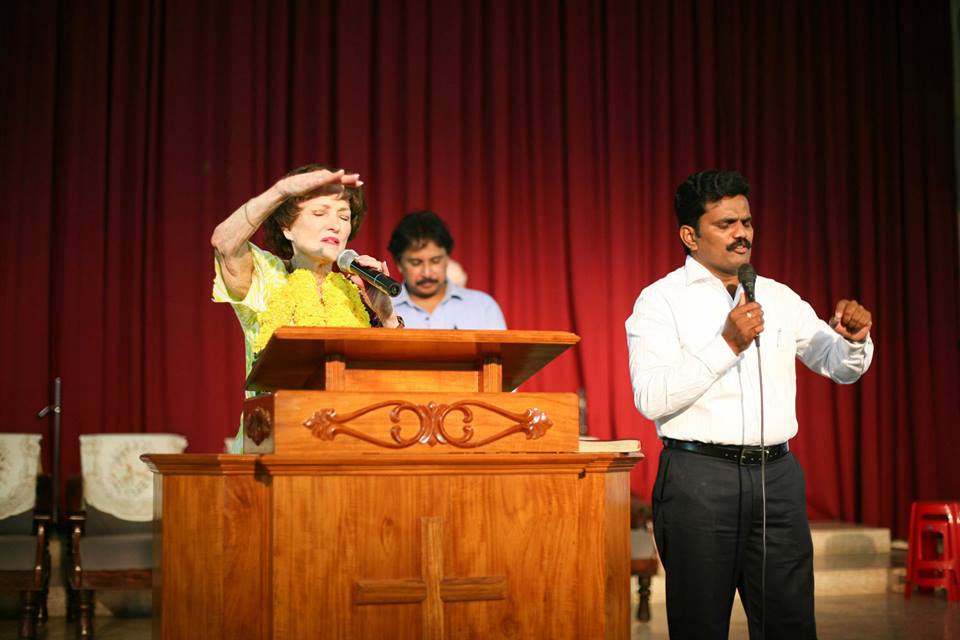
top-left (336, 249), bottom-right (359, 272)
top-left (737, 263), bottom-right (758, 299)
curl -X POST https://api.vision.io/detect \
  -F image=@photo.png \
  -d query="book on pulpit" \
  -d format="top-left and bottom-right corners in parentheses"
top-left (577, 436), bottom-right (641, 453)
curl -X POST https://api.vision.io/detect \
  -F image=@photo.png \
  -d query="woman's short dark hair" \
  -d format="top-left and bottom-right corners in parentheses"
top-left (263, 163), bottom-right (368, 259)
top-left (387, 210), bottom-right (454, 263)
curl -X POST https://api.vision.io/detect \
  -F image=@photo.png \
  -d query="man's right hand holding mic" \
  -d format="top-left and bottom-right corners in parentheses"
top-left (724, 294), bottom-right (764, 354)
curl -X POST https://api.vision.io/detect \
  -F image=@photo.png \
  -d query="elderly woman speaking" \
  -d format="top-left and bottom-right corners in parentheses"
top-left (211, 164), bottom-right (402, 449)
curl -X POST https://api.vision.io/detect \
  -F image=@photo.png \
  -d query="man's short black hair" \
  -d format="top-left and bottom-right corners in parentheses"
top-left (387, 210), bottom-right (454, 263)
top-left (674, 170), bottom-right (750, 255)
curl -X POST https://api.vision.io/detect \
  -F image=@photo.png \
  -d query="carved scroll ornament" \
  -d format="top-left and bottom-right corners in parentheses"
top-left (302, 400), bottom-right (553, 449)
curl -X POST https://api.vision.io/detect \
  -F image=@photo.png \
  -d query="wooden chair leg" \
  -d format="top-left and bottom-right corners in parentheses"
top-left (77, 589), bottom-right (95, 638)
top-left (39, 546), bottom-right (51, 623)
top-left (18, 590), bottom-right (38, 639)
top-left (66, 584), bottom-right (77, 622)
top-left (38, 583), bottom-right (49, 624)
top-left (637, 575), bottom-right (652, 622)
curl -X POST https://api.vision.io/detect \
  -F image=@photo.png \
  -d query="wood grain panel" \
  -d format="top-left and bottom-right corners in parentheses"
top-left (222, 473), bottom-right (271, 639)
top-left (479, 358), bottom-right (502, 393)
top-left (578, 470), bottom-right (608, 639)
top-left (344, 366), bottom-right (479, 392)
top-left (156, 475), bottom-right (225, 640)
top-left (271, 474), bottom-right (432, 638)
top-left (150, 464), bottom-right (271, 640)
top-left (602, 466), bottom-right (632, 639)
top-left (576, 459), bottom-right (634, 639)
top-left (145, 452), bottom-right (640, 639)
top-left (442, 472), bottom-right (583, 639)
top-left (323, 355), bottom-right (346, 390)
top-left (152, 474), bottom-right (163, 640)
top-left (271, 468), bottom-right (588, 638)
top-left (266, 391), bottom-right (578, 454)
top-left (419, 516), bottom-right (443, 640)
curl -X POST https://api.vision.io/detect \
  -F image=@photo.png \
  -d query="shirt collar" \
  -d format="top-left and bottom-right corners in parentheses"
top-left (683, 255), bottom-right (719, 286)
top-left (683, 255), bottom-right (751, 303)
top-left (395, 280), bottom-right (464, 308)
top-left (443, 281), bottom-right (465, 301)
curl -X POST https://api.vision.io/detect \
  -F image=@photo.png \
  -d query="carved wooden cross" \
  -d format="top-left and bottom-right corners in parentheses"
top-left (353, 516), bottom-right (507, 640)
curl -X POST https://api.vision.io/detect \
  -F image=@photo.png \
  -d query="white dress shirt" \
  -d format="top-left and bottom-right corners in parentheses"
top-left (625, 256), bottom-right (874, 446)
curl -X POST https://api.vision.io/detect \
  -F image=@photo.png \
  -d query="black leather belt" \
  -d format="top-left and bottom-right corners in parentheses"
top-left (662, 437), bottom-right (789, 465)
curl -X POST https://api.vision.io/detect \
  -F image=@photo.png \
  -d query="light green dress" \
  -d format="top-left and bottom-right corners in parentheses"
top-left (211, 242), bottom-right (371, 451)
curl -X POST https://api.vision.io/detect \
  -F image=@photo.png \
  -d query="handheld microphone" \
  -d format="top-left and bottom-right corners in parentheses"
top-left (738, 263), bottom-right (760, 347)
top-left (738, 263), bottom-right (757, 302)
top-left (336, 249), bottom-right (402, 297)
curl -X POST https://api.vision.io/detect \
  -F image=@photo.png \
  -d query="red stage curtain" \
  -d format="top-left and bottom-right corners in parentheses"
top-left (1, 0), bottom-right (956, 538)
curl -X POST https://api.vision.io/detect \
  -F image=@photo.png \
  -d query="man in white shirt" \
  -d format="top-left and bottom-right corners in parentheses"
top-left (625, 170), bottom-right (873, 639)
top-left (387, 211), bottom-right (507, 330)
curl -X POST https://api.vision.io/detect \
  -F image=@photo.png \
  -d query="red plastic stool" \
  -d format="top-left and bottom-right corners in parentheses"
top-left (904, 500), bottom-right (960, 601)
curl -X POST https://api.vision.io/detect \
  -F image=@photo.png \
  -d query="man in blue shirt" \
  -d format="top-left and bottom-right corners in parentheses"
top-left (387, 211), bottom-right (507, 330)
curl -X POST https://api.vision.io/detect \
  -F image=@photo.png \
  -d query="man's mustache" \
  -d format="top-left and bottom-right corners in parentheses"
top-left (727, 239), bottom-right (752, 251)
top-left (416, 278), bottom-right (440, 287)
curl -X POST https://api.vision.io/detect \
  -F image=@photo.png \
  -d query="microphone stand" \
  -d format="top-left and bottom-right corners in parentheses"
top-left (36, 377), bottom-right (61, 526)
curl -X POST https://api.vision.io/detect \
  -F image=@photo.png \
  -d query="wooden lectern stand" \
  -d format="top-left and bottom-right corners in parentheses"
top-left (144, 328), bottom-right (640, 639)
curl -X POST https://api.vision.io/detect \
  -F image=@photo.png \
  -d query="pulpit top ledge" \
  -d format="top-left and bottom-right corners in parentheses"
top-left (245, 327), bottom-right (580, 393)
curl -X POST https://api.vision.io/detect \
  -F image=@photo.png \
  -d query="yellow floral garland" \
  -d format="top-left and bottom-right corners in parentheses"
top-left (253, 270), bottom-right (370, 353)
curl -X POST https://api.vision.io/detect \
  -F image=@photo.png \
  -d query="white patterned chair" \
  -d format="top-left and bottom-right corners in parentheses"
top-left (66, 433), bottom-right (187, 638)
top-left (0, 434), bottom-right (51, 639)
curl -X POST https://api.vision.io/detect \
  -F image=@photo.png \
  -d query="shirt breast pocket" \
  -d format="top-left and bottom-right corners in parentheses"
top-left (766, 322), bottom-right (797, 362)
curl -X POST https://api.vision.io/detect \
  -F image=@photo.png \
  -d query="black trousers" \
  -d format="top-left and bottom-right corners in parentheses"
top-left (652, 447), bottom-right (817, 640)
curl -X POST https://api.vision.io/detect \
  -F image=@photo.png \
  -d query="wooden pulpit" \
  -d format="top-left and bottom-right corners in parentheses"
top-left (144, 328), bottom-right (640, 639)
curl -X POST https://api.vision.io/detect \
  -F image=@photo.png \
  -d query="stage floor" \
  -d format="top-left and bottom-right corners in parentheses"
top-left (1, 592), bottom-right (957, 639)
top-left (634, 591), bottom-right (960, 639)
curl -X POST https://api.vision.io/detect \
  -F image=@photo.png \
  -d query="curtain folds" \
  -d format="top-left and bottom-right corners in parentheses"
top-left (1, 0), bottom-right (956, 538)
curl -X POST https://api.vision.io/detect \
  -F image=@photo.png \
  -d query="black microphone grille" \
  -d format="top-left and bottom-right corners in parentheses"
top-left (737, 263), bottom-right (757, 285)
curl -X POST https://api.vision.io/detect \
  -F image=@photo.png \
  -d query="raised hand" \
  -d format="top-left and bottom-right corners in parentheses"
top-left (275, 168), bottom-right (363, 199)
top-left (829, 299), bottom-right (872, 342)
top-left (723, 292), bottom-right (764, 354)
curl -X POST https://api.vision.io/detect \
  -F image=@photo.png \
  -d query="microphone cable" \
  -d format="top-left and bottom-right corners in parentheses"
top-left (738, 263), bottom-right (766, 640)
top-left (755, 343), bottom-right (766, 640)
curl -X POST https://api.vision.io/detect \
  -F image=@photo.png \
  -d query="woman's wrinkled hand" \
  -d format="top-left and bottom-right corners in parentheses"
top-left (275, 168), bottom-right (362, 200)
top-left (346, 254), bottom-right (395, 323)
